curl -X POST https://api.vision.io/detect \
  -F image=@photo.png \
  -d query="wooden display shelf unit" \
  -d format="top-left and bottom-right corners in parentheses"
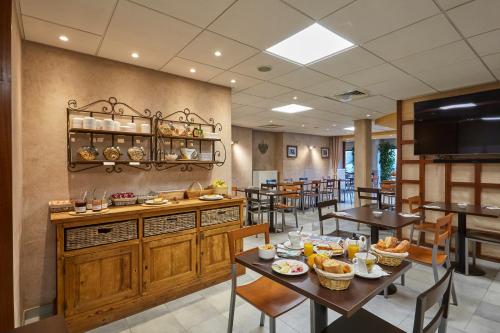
top-left (52, 198), bottom-right (244, 333)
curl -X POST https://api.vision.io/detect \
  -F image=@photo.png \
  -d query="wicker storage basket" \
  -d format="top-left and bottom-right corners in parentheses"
top-left (157, 190), bottom-right (185, 201)
top-left (201, 206), bottom-right (239, 227)
top-left (186, 188), bottom-right (214, 199)
top-left (314, 265), bottom-right (354, 291)
top-left (65, 220), bottom-right (138, 251)
top-left (143, 212), bottom-right (196, 237)
top-left (112, 196), bottom-right (137, 206)
top-left (370, 245), bottom-right (408, 267)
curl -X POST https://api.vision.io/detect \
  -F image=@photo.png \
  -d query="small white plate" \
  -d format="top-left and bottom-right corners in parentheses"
top-left (355, 264), bottom-right (387, 279)
top-left (271, 259), bottom-right (308, 276)
top-left (144, 199), bottom-right (168, 205)
top-left (199, 195), bottom-right (224, 201)
top-left (283, 240), bottom-right (304, 250)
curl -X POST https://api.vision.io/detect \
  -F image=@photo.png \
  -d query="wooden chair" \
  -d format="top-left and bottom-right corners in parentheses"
top-left (407, 196), bottom-right (437, 245)
top-left (356, 187), bottom-right (390, 230)
top-left (465, 230), bottom-right (500, 275)
top-left (303, 180), bottom-right (321, 210)
top-left (274, 185), bottom-right (300, 232)
top-left (244, 189), bottom-right (269, 225)
top-left (227, 224), bottom-right (306, 333)
top-left (319, 179), bottom-right (335, 201)
top-left (317, 199), bottom-right (351, 237)
top-left (322, 267), bottom-right (454, 333)
top-left (406, 213), bottom-right (458, 305)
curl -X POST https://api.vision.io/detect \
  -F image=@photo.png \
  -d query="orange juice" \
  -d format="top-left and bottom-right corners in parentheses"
top-left (304, 242), bottom-right (314, 257)
top-left (347, 244), bottom-right (360, 260)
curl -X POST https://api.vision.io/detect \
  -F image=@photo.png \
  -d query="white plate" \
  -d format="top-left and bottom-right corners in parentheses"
top-left (199, 195), bottom-right (224, 201)
top-left (144, 199), bottom-right (168, 205)
top-left (272, 259), bottom-right (308, 276)
top-left (355, 265), bottom-right (387, 279)
top-left (283, 240), bottom-right (304, 250)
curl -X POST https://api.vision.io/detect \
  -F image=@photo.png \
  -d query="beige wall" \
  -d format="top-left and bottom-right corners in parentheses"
top-left (231, 126), bottom-right (252, 188)
top-left (252, 130), bottom-right (282, 172)
top-left (11, 4), bottom-right (23, 326)
top-left (354, 119), bottom-right (372, 204)
top-left (21, 42), bottom-right (232, 309)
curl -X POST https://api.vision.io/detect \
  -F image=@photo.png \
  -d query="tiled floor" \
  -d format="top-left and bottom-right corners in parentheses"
top-left (89, 204), bottom-right (500, 333)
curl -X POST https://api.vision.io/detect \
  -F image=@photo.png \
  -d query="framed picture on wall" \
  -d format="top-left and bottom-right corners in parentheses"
top-left (321, 147), bottom-right (329, 159)
top-left (287, 145), bottom-right (297, 158)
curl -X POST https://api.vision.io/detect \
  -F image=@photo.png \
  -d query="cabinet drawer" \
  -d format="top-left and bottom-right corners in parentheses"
top-left (201, 206), bottom-right (240, 227)
top-left (144, 212), bottom-right (196, 237)
top-left (65, 220), bottom-right (138, 251)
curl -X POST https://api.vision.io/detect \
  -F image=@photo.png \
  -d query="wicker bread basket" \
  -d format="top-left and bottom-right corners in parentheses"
top-left (370, 245), bottom-right (408, 267)
top-left (314, 264), bottom-right (354, 290)
top-left (111, 196), bottom-right (137, 206)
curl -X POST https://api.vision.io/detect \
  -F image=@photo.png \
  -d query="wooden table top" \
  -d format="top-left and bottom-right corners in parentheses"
top-left (339, 206), bottom-right (422, 229)
top-left (235, 248), bottom-right (411, 318)
top-left (421, 202), bottom-right (500, 218)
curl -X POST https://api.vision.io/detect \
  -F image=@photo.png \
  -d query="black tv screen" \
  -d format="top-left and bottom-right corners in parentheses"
top-left (414, 88), bottom-right (500, 155)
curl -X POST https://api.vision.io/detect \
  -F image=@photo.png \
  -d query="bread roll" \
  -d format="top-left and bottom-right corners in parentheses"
top-left (314, 255), bottom-right (328, 270)
top-left (322, 259), bottom-right (343, 274)
top-left (394, 240), bottom-right (410, 253)
top-left (384, 236), bottom-right (398, 249)
top-left (376, 239), bottom-right (387, 249)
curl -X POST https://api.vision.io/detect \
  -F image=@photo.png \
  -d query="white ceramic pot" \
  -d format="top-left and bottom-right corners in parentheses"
top-left (95, 119), bottom-right (103, 130)
top-left (140, 123), bottom-right (151, 134)
top-left (72, 117), bottom-right (83, 129)
top-left (83, 116), bottom-right (96, 130)
top-left (180, 148), bottom-right (198, 160)
top-left (113, 121), bottom-right (121, 131)
top-left (120, 125), bottom-right (131, 132)
top-left (103, 119), bottom-right (114, 131)
top-left (127, 122), bottom-right (137, 132)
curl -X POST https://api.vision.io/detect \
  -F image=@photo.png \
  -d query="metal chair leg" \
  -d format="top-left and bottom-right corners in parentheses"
top-left (294, 208), bottom-right (298, 228)
top-left (401, 274), bottom-right (405, 286)
top-left (472, 240), bottom-right (477, 268)
top-left (269, 317), bottom-right (276, 333)
top-left (227, 287), bottom-right (236, 333)
top-left (465, 238), bottom-right (469, 275)
top-left (383, 287), bottom-right (388, 298)
top-left (260, 312), bottom-right (265, 327)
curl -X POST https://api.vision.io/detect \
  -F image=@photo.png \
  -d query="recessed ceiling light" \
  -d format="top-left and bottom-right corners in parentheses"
top-left (272, 104), bottom-right (313, 114)
top-left (366, 114), bottom-right (371, 117)
top-left (59, 35), bottom-right (69, 42)
top-left (266, 23), bottom-right (354, 65)
top-left (230, 79), bottom-right (236, 84)
top-left (293, 96), bottom-right (298, 100)
top-left (214, 50), bottom-right (222, 57)
top-left (344, 127), bottom-right (355, 131)
top-left (301, 124), bottom-right (305, 127)
top-left (332, 124), bottom-right (336, 127)
top-left (269, 120), bottom-right (273, 123)
top-left (131, 52), bottom-right (139, 59)
top-left (190, 68), bottom-right (196, 73)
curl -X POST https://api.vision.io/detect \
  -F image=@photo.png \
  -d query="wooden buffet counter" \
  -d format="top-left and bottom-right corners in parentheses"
top-left (51, 198), bottom-right (244, 332)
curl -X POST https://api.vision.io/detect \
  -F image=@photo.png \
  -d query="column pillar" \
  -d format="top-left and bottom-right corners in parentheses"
top-left (354, 119), bottom-right (372, 206)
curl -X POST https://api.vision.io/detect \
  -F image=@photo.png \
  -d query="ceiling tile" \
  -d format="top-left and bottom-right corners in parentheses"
top-left (22, 16), bottom-right (101, 55)
top-left (282, 0), bottom-right (353, 20)
top-left (208, 0), bottom-right (313, 49)
top-left (447, 0), bottom-right (500, 37)
top-left (270, 68), bottom-right (331, 90)
top-left (365, 74), bottom-right (436, 100)
top-left (242, 82), bottom-right (293, 98)
top-left (392, 40), bottom-right (477, 75)
top-left (302, 78), bottom-right (356, 98)
top-left (98, 1), bottom-right (201, 69)
top-left (320, 0), bottom-right (439, 44)
top-left (230, 52), bottom-right (300, 80)
top-left (435, 0), bottom-right (470, 10)
top-left (209, 71), bottom-right (262, 91)
top-left (273, 91), bottom-right (318, 103)
top-left (308, 46), bottom-right (385, 77)
top-left (413, 58), bottom-right (495, 91)
top-left (348, 96), bottom-right (396, 114)
top-left (160, 57), bottom-right (223, 81)
top-left (231, 92), bottom-right (269, 106)
top-left (364, 14), bottom-right (461, 61)
top-left (20, 0), bottom-right (117, 35)
top-left (234, 105), bottom-right (267, 116)
top-left (340, 63), bottom-right (408, 87)
top-left (468, 29), bottom-right (500, 56)
top-left (130, 0), bottom-right (234, 28)
top-left (178, 31), bottom-right (259, 69)
top-left (482, 53), bottom-right (500, 79)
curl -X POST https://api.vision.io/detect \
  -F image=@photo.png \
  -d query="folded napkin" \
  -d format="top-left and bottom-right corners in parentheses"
top-left (485, 206), bottom-right (500, 210)
top-left (399, 213), bottom-right (420, 218)
top-left (423, 204), bottom-right (441, 209)
top-left (332, 212), bottom-right (354, 218)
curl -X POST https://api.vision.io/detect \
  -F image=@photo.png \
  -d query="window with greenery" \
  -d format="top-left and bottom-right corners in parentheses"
top-left (378, 141), bottom-right (396, 181)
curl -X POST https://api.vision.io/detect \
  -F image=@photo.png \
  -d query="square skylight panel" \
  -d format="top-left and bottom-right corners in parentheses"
top-left (272, 104), bottom-right (313, 113)
top-left (266, 23), bottom-right (354, 65)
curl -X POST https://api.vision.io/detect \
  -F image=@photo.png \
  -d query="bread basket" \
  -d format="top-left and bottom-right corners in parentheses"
top-left (370, 244), bottom-right (408, 267)
top-left (314, 264), bottom-right (354, 291)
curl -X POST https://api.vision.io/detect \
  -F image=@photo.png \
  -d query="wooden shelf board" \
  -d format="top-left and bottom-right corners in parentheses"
top-left (69, 128), bottom-right (154, 137)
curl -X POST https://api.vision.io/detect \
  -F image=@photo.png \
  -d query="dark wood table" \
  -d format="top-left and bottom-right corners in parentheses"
top-left (422, 202), bottom-right (500, 276)
top-left (236, 248), bottom-right (411, 333)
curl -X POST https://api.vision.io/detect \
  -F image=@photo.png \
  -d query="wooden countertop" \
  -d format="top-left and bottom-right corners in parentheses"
top-left (51, 197), bottom-right (244, 224)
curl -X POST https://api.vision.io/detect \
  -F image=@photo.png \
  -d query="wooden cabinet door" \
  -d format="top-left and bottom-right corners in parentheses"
top-left (200, 224), bottom-right (240, 276)
top-left (142, 232), bottom-right (197, 292)
top-left (64, 245), bottom-right (139, 316)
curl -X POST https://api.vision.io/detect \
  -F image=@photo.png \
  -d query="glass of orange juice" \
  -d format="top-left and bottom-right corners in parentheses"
top-left (347, 243), bottom-right (360, 260)
top-left (303, 242), bottom-right (314, 257)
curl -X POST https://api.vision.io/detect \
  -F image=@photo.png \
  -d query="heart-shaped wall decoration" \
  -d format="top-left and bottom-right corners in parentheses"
top-left (258, 143), bottom-right (269, 154)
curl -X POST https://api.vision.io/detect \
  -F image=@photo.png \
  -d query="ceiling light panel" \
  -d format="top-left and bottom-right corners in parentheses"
top-left (266, 23), bottom-right (354, 65)
top-left (272, 104), bottom-right (313, 113)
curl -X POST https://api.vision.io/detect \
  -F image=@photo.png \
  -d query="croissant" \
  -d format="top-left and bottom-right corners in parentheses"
top-left (376, 239), bottom-right (387, 249)
top-left (384, 240), bottom-right (410, 253)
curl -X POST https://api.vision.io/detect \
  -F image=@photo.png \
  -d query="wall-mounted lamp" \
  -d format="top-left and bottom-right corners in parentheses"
top-left (309, 145), bottom-right (315, 150)
top-left (231, 140), bottom-right (238, 145)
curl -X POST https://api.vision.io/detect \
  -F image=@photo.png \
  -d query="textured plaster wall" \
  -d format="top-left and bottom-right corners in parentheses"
top-left (231, 126), bottom-right (252, 188)
top-left (21, 42), bottom-right (232, 309)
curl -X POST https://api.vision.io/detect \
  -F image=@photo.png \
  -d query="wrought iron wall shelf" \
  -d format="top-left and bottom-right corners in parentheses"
top-left (67, 97), bottom-right (226, 173)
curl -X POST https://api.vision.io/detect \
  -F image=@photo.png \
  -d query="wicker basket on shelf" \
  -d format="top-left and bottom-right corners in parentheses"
top-left (314, 265), bottom-right (354, 291)
top-left (111, 196), bottom-right (137, 206)
top-left (370, 245), bottom-right (408, 267)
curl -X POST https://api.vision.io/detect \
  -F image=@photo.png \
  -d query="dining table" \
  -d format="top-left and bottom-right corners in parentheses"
top-left (236, 246), bottom-right (411, 333)
top-left (421, 202), bottom-right (500, 276)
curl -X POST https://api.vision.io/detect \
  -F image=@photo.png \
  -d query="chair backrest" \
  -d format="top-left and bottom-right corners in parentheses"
top-left (227, 224), bottom-right (270, 264)
top-left (311, 180), bottom-right (321, 189)
top-left (283, 185), bottom-right (301, 199)
top-left (261, 183), bottom-right (276, 190)
top-left (299, 177), bottom-right (308, 181)
top-left (413, 267), bottom-right (453, 333)
top-left (317, 199), bottom-right (338, 221)
top-left (433, 213), bottom-right (453, 246)
top-left (357, 187), bottom-right (382, 208)
top-left (266, 179), bottom-right (277, 184)
top-left (245, 188), bottom-right (262, 204)
top-left (407, 195), bottom-right (422, 214)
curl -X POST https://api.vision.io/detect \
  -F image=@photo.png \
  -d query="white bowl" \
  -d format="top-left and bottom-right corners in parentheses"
top-left (373, 211), bottom-right (383, 217)
top-left (258, 245), bottom-right (276, 260)
top-left (457, 203), bottom-right (467, 208)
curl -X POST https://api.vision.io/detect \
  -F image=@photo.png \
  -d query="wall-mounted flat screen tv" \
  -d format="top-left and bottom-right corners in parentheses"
top-left (414, 88), bottom-right (500, 155)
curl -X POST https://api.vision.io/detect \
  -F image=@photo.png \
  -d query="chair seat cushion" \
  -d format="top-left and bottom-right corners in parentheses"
top-left (467, 230), bottom-right (500, 244)
top-left (413, 222), bottom-right (436, 231)
top-left (321, 308), bottom-right (404, 333)
top-left (236, 277), bottom-right (306, 318)
top-left (408, 245), bottom-right (447, 265)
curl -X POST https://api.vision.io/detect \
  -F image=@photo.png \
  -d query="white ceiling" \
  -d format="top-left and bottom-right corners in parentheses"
top-left (17, 0), bottom-right (500, 136)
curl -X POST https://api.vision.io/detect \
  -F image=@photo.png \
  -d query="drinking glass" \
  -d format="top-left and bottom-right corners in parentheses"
top-left (347, 243), bottom-right (360, 260)
top-left (303, 242), bottom-right (314, 257)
